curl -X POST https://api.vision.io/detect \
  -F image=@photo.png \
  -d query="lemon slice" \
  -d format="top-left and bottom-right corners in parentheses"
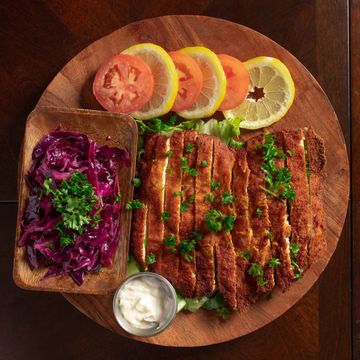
top-left (223, 56), bottom-right (295, 129)
top-left (176, 46), bottom-right (226, 119)
top-left (122, 43), bottom-right (178, 120)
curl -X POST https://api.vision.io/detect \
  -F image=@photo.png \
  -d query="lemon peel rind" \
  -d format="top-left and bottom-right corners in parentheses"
top-left (176, 46), bottom-right (227, 119)
top-left (223, 56), bottom-right (295, 130)
top-left (122, 43), bottom-right (179, 120)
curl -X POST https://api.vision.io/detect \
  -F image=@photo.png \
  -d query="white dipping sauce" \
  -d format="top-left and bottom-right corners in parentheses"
top-left (117, 277), bottom-right (168, 330)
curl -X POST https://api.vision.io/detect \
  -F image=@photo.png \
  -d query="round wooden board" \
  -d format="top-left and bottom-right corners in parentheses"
top-left (37, 15), bottom-right (349, 347)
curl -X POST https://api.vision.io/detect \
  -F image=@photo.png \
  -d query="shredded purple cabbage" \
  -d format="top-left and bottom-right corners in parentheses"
top-left (19, 129), bottom-right (130, 285)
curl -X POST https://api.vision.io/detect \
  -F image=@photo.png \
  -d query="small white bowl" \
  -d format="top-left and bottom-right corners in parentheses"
top-left (113, 272), bottom-right (177, 337)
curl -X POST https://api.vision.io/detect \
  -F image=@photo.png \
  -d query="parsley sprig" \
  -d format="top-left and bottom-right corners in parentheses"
top-left (181, 157), bottom-right (198, 177)
top-left (163, 234), bottom-right (177, 253)
top-left (44, 172), bottom-right (101, 246)
top-left (260, 133), bottom-right (296, 202)
top-left (180, 194), bottom-right (195, 213)
top-left (126, 199), bottom-right (145, 210)
top-left (269, 258), bottom-right (281, 267)
top-left (179, 239), bottom-right (196, 262)
top-left (146, 252), bottom-right (156, 265)
top-left (247, 263), bottom-right (268, 286)
top-left (221, 192), bottom-right (235, 205)
top-left (290, 243), bottom-right (303, 280)
top-left (178, 231), bottom-right (203, 262)
top-left (205, 209), bottom-right (235, 233)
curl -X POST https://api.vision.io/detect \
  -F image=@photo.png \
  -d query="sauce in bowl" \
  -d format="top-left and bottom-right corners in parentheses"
top-left (113, 273), bottom-right (177, 336)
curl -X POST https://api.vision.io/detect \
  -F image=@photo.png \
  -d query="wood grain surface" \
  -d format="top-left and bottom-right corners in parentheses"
top-left (13, 107), bottom-right (137, 294)
top-left (0, 0), bottom-right (352, 358)
top-left (351, 1), bottom-right (359, 359)
top-left (35, 15), bottom-right (349, 347)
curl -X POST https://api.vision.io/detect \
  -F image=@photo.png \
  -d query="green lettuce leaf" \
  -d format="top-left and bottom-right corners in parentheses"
top-left (136, 115), bottom-right (244, 145)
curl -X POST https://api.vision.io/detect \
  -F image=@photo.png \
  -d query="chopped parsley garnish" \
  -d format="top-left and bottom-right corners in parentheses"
top-left (163, 234), bottom-right (176, 247)
top-left (180, 201), bottom-right (190, 213)
top-left (248, 263), bottom-right (268, 286)
top-left (166, 150), bottom-right (173, 158)
top-left (179, 239), bottom-right (196, 262)
top-left (229, 138), bottom-right (245, 148)
top-left (291, 259), bottom-right (303, 280)
top-left (180, 194), bottom-right (195, 213)
top-left (146, 252), bottom-right (156, 265)
top-left (205, 193), bottom-right (215, 203)
top-left (114, 193), bottom-right (121, 203)
top-left (261, 133), bottom-right (296, 202)
top-left (223, 214), bottom-right (235, 232)
top-left (166, 167), bottom-right (172, 174)
top-left (188, 168), bottom-right (199, 177)
top-left (205, 209), bottom-right (223, 232)
top-left (241, 251), bottom-right (250, 260)
top-left (131, 178), bottom-right (142, 188)
top-left (205, 209), bottom-right (236, 233)
top-left (210, 179), bottom-right (220, 190)
top-left (269, 258), bottom-right (281, 267)
top-left (173, 191), bottom-right (184, 197)
top-left (181, 157), bottom-right (198, 177)
top-left (290, 243), bottom-right (302, 279)
top-left (290, 243), bottom-right (300, 258)
top-left (125, 199), bottom-right (145, 210)
top-left (161, 211), bottom-right (170, 221)
top-left (181, 157), bottom-right (188, 171)
top-left (221, 192), bottom-right (235, 205)
top-left (200, 160), bottom-right (208, 167)
top-left (44, 172), bottom-right (101, 246)
top-left (266, 231), bottom-right (273, 239)
top-left (256, 207), bottom-right (263, 217)
top-left (185, 143), bottom-right (194, 153)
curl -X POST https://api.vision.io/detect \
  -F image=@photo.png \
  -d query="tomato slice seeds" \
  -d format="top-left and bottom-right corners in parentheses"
top-left (93, 54), bottom-right (154, 113)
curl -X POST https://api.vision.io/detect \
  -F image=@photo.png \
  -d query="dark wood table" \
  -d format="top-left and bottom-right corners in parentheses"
top-left (0, 1), bottom-right (355, 359)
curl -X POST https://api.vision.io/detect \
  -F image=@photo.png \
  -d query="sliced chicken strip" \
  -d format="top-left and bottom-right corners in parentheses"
top-left (195, 134), bottom-right (216, 297)
top-left (212, 138), bottom-right (237, 310)
top-left (145, 135), bottom-right (169, 273)
top-left (246, 134), bottom-right (274, 293)
top-left (267, 132), bottom-right (294, 290)
top-left (232, 148), bottom-right (256, 310)
top-left (283, 129), bottom-right (311, 273)
top-left (178, 131), bottom-right (198, 297)
top-left (305, 128), bottom-right (326, 265)
top-left (160, 131), bottom-right (184, 288)
top-left (131, 134), bottom-right (159, 270)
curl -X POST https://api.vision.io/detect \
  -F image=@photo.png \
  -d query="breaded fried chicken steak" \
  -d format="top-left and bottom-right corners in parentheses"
top-left (131, 128), bottom-right (326, 311)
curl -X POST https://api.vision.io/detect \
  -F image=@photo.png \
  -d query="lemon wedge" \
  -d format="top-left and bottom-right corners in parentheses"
top-left (176, 46), bottom-right (226, 119)
top-left (223, 56), bottom-right (295, 129)
top-left (122, 43), bottom-right (178, 120)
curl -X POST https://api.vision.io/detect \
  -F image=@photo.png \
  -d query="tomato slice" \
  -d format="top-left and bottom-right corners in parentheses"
top-left (93, 54), bottom-right (154, 113)
top-left (217, 54), bottom-right (250, 111)
top-left (169, 51), bottom-right (203, 112)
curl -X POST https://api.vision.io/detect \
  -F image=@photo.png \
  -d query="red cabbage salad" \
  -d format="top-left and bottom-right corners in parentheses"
top-left (18, 130), bottom-right (130, 285)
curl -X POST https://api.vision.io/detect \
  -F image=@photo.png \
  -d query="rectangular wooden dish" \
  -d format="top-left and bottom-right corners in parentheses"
top-left (13, 107), bottom-right (138, 294)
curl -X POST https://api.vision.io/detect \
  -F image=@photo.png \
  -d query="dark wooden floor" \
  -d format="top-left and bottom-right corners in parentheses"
top-left (0, 1), bottom-right (355, 359)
